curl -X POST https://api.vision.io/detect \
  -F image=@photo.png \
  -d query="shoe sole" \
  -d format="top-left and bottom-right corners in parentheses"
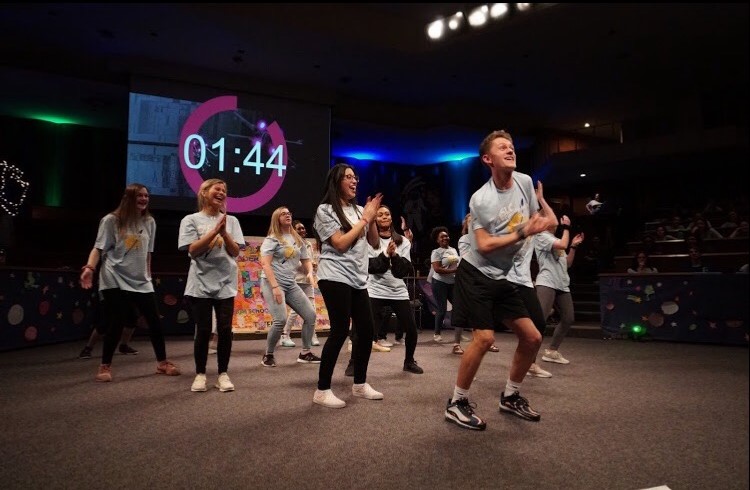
top-left (95, 377), bottom-right (111, 382)
top-left (403, 368), bottom-right (424, 374)
top-left (313, 398), bottom-right (346, 408)
top-left (352, 392), bottom-right (384, 400)
top-left (444, 412), bottom-right (486, 431)
top-left (191, 386), bottom-right (207, 392)
top-left (215, 384), bottom-right (235, 392)
top-left (541, 356), bottom-right (569, 364)
top-left (297, 359), bottom-right (321, 364)
top-left (261, 363), bottom-right (276, 367)
top-left (499, 404), bottom-right (541, 422)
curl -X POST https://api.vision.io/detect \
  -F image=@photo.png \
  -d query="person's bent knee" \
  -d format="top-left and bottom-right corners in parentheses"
top-left (472, 329), bottom-right (495, 351)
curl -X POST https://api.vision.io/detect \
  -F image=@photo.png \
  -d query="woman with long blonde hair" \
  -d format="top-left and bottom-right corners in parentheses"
top-left (80, 183), bottom-right (180, 383)
top-left (178, 178), bottom-right (245, 393)
top-left (259, 206), bottom-right (319, 367)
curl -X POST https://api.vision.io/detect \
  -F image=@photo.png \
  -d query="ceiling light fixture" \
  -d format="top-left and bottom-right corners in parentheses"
top-left (426, 18), bottom-right (446, 40)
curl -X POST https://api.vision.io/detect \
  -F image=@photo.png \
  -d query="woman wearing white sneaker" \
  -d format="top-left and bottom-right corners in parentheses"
top-left (280, 220), bottom-right (320, 349)
top-left (534, 216), bottom-right (584, 366)
top-left (259, 208), bottom-right (320, 367)
top-left (178, 179), bottom-right (245, 393)
top-left (430, 226), bottom-right (459, 343)
top-left (312, 164), bottom-right (384, 408)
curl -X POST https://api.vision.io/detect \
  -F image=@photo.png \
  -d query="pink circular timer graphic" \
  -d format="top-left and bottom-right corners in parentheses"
top-left (178, 95), bottom-right (287, 213)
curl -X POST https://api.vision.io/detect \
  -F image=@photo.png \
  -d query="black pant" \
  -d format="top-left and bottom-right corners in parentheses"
top-left (100, 289), bottom-right (165, 365)
top-left (188, 296), bottom-right (234, 374)
top-left (371, 297), bottom-right (418, 363)
top-left (317, 280), bottom-right (373, 389)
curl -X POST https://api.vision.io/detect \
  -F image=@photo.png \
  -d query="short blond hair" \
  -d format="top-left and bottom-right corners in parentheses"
top-left (479, 130), bottom-right (513, 157)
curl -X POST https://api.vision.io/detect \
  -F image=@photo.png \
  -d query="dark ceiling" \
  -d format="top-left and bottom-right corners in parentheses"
top-left (0, 3), bottom-right (748, 164)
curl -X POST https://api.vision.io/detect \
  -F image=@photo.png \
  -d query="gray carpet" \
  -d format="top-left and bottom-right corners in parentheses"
top-left (0, 331), bottom-right (747, 490)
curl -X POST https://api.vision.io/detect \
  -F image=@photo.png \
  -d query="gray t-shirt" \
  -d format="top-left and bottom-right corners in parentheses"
top-left (178, 211), bottom-right (245, 299)
top-left (430, 246), bottom-right (459, 284)
top-left (293, 240), bottom-right (315, 285)
top-left (314, 203), bottom-right (368, 289)
top-left (95, 214), bottom-right (156, 293)
top-left (534, 231), bottom-right (570, 292)
top-left (464, 172), bottom-right (540, 281)
top-left (458, 234), bottom-right (471, 257)
top-left (260, 233), bottom-right (310, 291)
top-left (368, 236), bottom-right (410, 300)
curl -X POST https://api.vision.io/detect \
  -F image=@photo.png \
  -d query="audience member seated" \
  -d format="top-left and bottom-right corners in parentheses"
top-left (627, 251), bottom-right (658, 274)
top-left (665, 215), bottom-right (688, 239)
top-left (654, 225), bottom-right (679, 242)
top-left (729, 220), bottom-right (748, 239)
top-left (718, 210), bottom-right (742, 237)
top-left (685, 247), bottom-right (710, 273)
top-left (690, 218), bottom-right (723, 240)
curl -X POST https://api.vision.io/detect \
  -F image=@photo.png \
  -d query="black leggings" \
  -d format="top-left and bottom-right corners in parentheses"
top-left (188, 296), bottom-right (234, 374)
top-left (100, 289), bottom-right (166, 365)
top-left (371, 297), bottom-right (418, 363)
top-left (317, 280), bottom-right (374, 389)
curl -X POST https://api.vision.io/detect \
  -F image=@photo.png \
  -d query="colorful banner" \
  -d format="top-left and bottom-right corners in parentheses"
top-left (232, 236), bottom-right (330, 334)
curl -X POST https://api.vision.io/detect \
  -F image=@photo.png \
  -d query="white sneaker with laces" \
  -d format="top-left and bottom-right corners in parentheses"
top-left (371, 341), bottom-right (391, 352)
top-left (433, 334), bottom-right (443, 343)
top-left (313, 389), bottom-right (346, 408)
top-left (280, 335), bottom-right (296, 348)
top-left (542, 349), bottom-right (570, 364)
top-left (352, 382), bottom-right (384, 400)
top-left (191, 373), bottom-right (207, 392)
top-left (526, 363), bottom-right (553, 378)
top-left (311, 333), bottom-right (321, 346)
top-left (215, 372), bottom-right (235, 392)
top-left (376, 339), bottom-right (394, 348)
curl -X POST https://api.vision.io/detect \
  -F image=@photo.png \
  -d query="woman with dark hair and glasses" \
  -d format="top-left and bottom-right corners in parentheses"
top-left (80, 183), bottom-right (180, 383)
top-left (311, 163), bottom-right (383, 408)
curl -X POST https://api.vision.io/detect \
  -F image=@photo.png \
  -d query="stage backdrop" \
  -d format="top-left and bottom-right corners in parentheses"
top-left (233, 236), bottom-right (329, 334)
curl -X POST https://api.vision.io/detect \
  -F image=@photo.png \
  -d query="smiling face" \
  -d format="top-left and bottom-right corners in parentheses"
top-left (339, 168), bottom-right (358, 204)
top-left (135, 187), bottom-right (149, 213)
top-left (482, 135), bottom-right (516, 174)
top-left (294, 222), bottom-right (307, 238)
top-left (205, 182), bottom-right (226, 212)
top-left (437, 230), bottom-right (450, 248)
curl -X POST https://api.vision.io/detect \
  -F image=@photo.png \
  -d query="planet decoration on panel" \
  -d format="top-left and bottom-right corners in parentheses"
top-left (178, 95), bottom-right (288, 213)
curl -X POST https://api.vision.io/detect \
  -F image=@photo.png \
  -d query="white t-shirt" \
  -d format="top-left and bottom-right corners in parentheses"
top-left (95, 214), bottom-right (156, 293)
top-left (314, 203), bottom-right (369, 289)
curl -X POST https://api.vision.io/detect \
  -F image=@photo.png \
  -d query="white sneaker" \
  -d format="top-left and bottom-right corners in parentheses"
top-left (433, 334), bottom-right (443, 343)
top-left (208, 343), bottom-right (217, 355)
top-left (313, 389), bottom-right (346, 408)
top-left (392, 338), bottom-right (403, 345)
top-left (215, 372), bottom-right (235, 392)
top-left (352, 382), bottom-right (384, 400)
top-left (542, 349), bottom-right (570, 364)
top-left (280, 335), bottom-right (296, 348)
top-left (347, 339), bottom-right (353, 352)
top-left (526, 363), bottom-right (553, 378)
top-left (371, 341), bottom-right (391, 352)
top-left (191, 373), bottom-right (207, 392)
top-left (376, 339), bottom-right (393, 348)
top-left (311, 334), bottom-right (321, 346)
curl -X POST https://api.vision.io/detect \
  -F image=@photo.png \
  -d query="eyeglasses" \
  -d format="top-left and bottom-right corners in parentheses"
top-left (280, 212), bottom-right (292, 217)
top-left (343, 174), bottom-right (359, 182)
